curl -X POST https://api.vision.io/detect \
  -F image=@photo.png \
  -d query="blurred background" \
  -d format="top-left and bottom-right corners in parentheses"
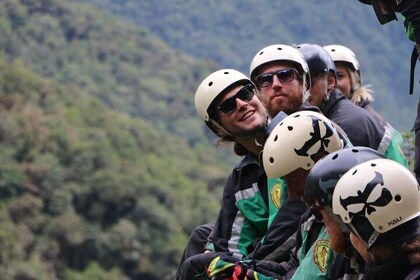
top-left (0, 1), bottom-right (416, 279)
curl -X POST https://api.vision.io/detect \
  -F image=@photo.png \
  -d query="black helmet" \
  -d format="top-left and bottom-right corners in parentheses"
top-left (357, 0), bottom-right (397, 25)
top-left (294, 43), bottom-right (337, 79)
top-left (304, 147), bottom-right (384, 206)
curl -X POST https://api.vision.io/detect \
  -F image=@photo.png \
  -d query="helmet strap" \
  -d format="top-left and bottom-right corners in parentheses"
top-left (367, 231), bottom-right (380, 248)
top-left (254, 138), bottom-right (263, 147)
top-left (303, 89), bottom-right (310, 103)
top-left (234, 115), bottom-right (269, 141)
top-left (208, 119), bottom-right (234, 141)
top-left (209, 115), bottom-right (269, 143)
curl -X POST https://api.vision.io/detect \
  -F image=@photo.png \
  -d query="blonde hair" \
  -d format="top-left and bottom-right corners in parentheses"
top-left (351, 84), bottom-right (374, 105)
top-left (348, 69), bottom-right (374, 105)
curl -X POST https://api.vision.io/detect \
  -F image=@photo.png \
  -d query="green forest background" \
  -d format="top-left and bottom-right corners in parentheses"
top-left (0, 1), bottom-right (417, 279)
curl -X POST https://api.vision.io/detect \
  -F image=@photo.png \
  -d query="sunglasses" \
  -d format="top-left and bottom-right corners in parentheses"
top-left (255, 68), bottom-right (299, 88)
top-left (217, 84), bottom-right (255, 115)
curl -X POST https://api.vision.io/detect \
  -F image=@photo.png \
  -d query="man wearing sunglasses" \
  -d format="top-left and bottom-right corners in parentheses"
top-left (174, 69), bottom-right (306, 279)
top-left (249, 44), bottom-right (311, 119)
top-left (295, 43), bottom-right (408, 166)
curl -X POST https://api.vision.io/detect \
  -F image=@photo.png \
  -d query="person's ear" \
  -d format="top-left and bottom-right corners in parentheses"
top-left (327, 72), bottom-right (337, 90)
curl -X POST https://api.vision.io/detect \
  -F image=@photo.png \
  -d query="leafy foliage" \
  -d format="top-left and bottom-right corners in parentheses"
top-left (0, 1), bottom-right (415, 279)
top-left (0, 1), bottom-right (233, 278)
top-left (84, 0), bottom-right (418, 132)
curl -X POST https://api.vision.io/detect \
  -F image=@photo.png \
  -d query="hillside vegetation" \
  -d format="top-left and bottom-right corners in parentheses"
top-left (85, 0), bottom-right (418, 132)
top-left (0, 0), bottom-right (416, 279)
top-left (0, 1), bottom-right (233, 279)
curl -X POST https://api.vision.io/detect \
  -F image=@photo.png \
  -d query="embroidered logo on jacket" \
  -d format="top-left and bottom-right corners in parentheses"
top-left (270, 182), bottom-right (283, 209)
top-left (313, 239), bottom-right (330, 273)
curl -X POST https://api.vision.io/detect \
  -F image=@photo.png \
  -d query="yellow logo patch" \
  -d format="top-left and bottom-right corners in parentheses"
top-left (270, 183), bottom-right (282, 209)
top-left (313, 239), bottom-right (330, 273)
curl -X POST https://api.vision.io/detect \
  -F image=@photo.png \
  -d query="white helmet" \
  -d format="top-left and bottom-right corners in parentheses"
top-left (262, 111), bottom-right (343, 178)
top-left (249, 44), bottom-right (309, 82)
top-left (332, 158), bottom-right (420, 248)
top-left (323, 45), bottom-right (360, 72)
top-left (195, 69), bottom-right (251, 122)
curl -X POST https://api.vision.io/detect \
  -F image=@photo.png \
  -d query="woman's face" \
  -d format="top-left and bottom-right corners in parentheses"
top-left (335, 63), bottom-right (352, 99)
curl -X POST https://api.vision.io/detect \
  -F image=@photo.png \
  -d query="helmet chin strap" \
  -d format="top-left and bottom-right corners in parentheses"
top-left (212, 115), bottom-right (269, 143)
top-left (323, 84), bottom-right (332, 104)
top-left (233, 115), bottom-right (269, 142)
top-left (254, 138), bottom-right (263, 147)
top-left (209, 119), bottom-right (234, 141)
top-left (302, 89), bottom-right (311, 103)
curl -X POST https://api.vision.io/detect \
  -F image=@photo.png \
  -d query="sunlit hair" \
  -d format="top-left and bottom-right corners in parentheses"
top-left (348, 70), bottom-right (374, 105)
top-left (351, 84), bottom-right (374, 105)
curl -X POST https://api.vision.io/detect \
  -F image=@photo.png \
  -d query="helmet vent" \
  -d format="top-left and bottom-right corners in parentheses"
top-left (274, 135), bottom-right (278, 142)
top-left (351, 149), bottom-right (359, 153)
top-left (332, 154), bottom-right (339, 160)
top-left (269, 157), bottom-right (274, 164)
top-left (394, 194), bottom-right (402, 202)
top-left (287, 126), bottom-right (293, 131)
top-left (208, 81), bottom-right (213, 87)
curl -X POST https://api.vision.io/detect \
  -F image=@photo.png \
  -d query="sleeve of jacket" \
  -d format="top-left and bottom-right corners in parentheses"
top-left (210, 172), bottom-right (242, 256)
top-left (210, 164), bottom-right (269, 259)
top-left (246, 196), bottom-right (307, 261)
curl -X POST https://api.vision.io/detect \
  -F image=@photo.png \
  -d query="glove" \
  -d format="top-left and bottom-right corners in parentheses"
top-left (244, 269), bottom-right (279, 280)
top-left (232, 260), bottom-right (283, 280)
top-left (232, 261), bottom-right (247, 280)
top-left (243, 261), bottom-right (286, 280)
top-left (207, 255), bottom-right (238, 279)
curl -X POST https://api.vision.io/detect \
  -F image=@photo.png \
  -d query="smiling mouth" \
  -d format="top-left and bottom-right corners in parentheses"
top-left (240, 110), bottom-right (254, 121)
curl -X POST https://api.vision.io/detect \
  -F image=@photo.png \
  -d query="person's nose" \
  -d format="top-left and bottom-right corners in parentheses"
top-left (271, 74), bottom-right (283, 88)
top-left (236, 97), bottom-right (249, 111)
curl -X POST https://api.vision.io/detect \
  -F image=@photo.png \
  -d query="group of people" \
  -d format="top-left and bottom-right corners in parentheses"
top-left (174, 1), bottom-right (420, 279)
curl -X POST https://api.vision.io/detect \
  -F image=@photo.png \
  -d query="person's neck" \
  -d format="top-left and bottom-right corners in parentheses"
top-left (236, 132), bottom-right (266, 158)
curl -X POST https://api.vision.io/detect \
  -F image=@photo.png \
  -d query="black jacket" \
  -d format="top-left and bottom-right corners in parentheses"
top-left (363, 253), bottom-right (419, 280)
top-left (321, 89), bottom-right (385, 150)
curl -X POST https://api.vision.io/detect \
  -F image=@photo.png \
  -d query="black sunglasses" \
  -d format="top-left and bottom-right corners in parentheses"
top-left (255, 68), bottom-right (299, 88)
top-left (217, 84), bottom-right (255, 115)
